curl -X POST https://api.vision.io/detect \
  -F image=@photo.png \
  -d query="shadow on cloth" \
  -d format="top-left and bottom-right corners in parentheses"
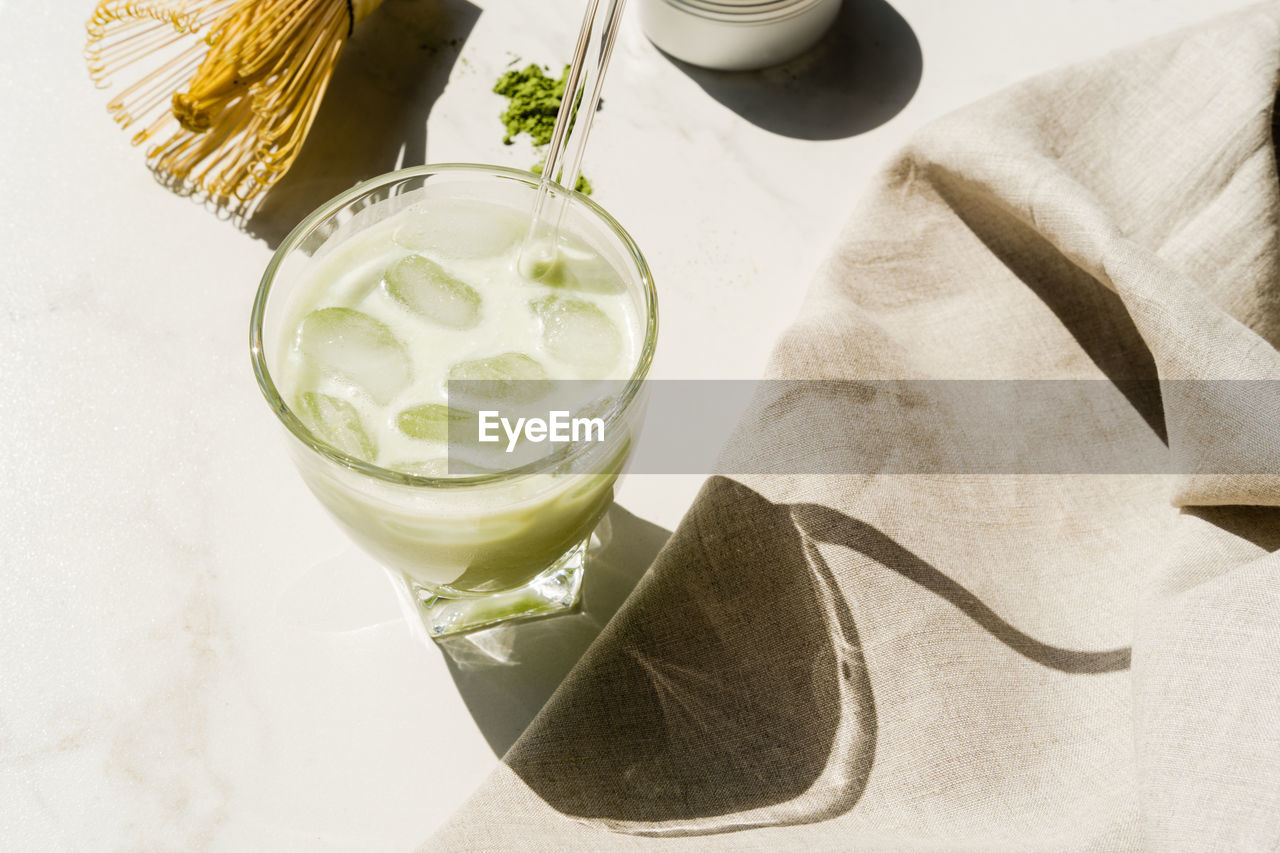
top-left (930, 169), bottom-right (1168, 443)
top-left (505, 478), bottom-right (1131, 836)
top-left (661, 0), bottom-right (922, 140)
top-left (242, 0), bottom-right (480, 248)
top-left (790, 503), bottom-right (1132, 673)
top-left (1182, 505), bottom-right (1280, 552)
top-left (505, 477), bottom-right (877, 836)
top-left (436, 504), bottom-right (673, 757)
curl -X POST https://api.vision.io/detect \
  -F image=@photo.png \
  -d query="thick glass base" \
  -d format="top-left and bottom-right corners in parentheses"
top-left (412, 537), bottom-right (589, 637)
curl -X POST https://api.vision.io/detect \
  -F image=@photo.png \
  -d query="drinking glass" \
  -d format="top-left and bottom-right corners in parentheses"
top-left (251, 164), bottom-right (657, 637)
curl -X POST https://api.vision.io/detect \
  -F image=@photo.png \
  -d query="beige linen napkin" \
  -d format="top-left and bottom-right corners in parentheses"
top-left (430, 5), bottom-right (1280, 849)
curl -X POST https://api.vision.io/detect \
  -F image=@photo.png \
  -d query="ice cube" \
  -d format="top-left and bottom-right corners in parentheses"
top-left (294, 392), bottom-right (377, 461)
top-left (532, 296), bottom-right (622, 373)
top-left (395, 403), bottom-right (473, 442)
top-left (296, 307), bottom-right (411, 404)
top-left (384, 255), bottom-right (481, 329)
top-left (393, 201), bottom-right (521, 260)
top-left (448, 352), bottom-right (549, 403)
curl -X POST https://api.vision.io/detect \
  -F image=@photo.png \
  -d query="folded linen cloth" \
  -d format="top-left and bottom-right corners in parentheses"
top-left (429, 5), bottom-right (1280, 850)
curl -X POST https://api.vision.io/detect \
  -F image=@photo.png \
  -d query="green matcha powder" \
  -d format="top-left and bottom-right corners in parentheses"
top-left (493, 64), bottom-right (594, 195)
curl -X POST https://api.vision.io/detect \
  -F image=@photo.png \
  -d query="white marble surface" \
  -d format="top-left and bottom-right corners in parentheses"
top-left (0, 0), bottom-right (1255, 849)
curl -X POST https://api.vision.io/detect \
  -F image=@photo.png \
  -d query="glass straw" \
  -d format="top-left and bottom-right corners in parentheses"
top-left (517, 0), bottom-right (629, 278)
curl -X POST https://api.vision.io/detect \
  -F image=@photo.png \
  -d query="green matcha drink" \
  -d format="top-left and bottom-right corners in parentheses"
top-left (253, 166), bottom-right (655, 623)
top-left (279, 198), bottom-right (639, 476)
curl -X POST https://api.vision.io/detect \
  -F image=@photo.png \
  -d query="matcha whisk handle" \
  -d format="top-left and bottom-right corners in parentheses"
top-left (518, 0), bottom-right (628, 278)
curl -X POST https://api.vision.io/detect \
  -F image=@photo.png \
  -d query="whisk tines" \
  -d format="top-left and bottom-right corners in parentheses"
top-left (85, 0), bottom-right (382, 214)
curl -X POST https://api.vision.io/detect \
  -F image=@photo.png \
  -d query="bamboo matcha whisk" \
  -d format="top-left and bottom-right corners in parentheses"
top-left (85, 0), bottom-right (384, 211)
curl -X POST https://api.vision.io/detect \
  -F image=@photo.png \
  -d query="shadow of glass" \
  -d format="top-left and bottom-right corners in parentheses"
top-left (500, 479), bottom-right (1134, 836)
top-left (662, 0), bottom-right (921, 140)
top-left (435, 504), bottom-right (673, 757)
top-left (790, 502), bottom-right (1132, 673)
top-left (504, 478), bottom-right (876, 836)
top-left (242, 0), bottom-right (481, 248)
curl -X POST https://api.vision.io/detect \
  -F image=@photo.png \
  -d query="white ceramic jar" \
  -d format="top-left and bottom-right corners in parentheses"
top-left (639, 0), bottom-right (843, 71)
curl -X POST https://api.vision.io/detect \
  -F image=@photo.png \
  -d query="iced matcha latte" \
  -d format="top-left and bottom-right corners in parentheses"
top-left (251, 165), bottom-right (656, 636)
